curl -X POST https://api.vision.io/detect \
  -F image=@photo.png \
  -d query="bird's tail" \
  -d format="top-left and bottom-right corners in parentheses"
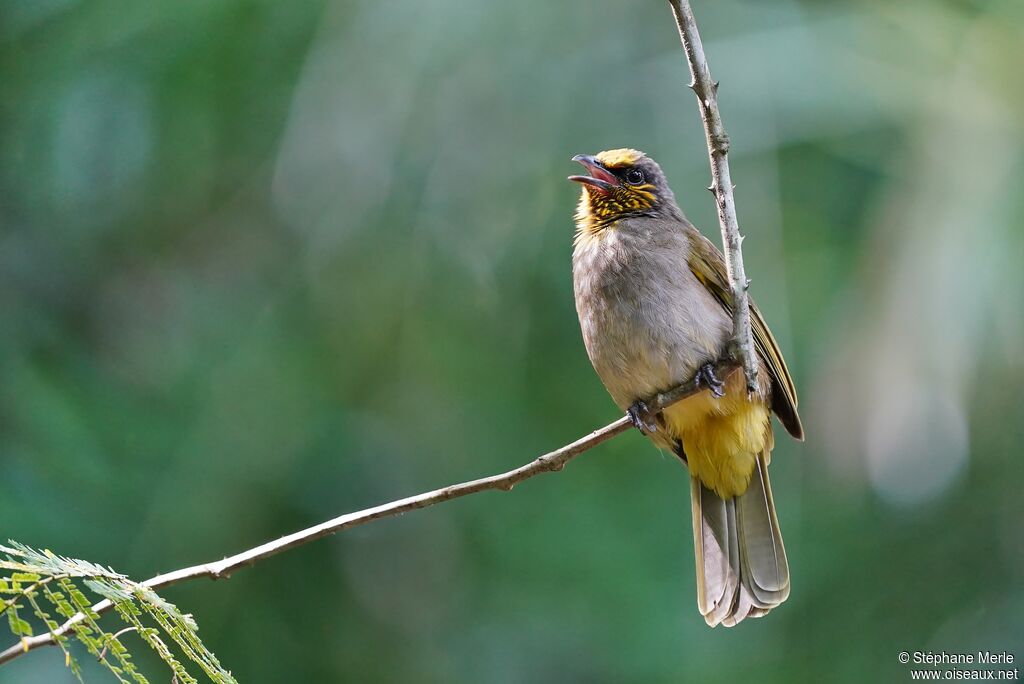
top-left (690, 452), bottom-right (790, 627)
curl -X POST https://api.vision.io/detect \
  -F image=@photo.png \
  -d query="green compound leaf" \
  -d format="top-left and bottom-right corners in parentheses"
top-left (2, 541), bottom-right (236, 683)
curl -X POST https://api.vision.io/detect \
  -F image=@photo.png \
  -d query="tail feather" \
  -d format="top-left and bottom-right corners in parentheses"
top-left (690, 452), bottom-right (789, 627)
top-left (737, 454), bottom-right (790, 603)
top-left (691, 482), bottom-right (740, 624)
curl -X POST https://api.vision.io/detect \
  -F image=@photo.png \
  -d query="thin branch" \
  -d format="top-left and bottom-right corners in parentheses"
top-left (668, 0), bottom-right (758, 393)
top-left (0, 359), bottom-right (736, 666)
top-left (4, 5), bottom-right (757, 664)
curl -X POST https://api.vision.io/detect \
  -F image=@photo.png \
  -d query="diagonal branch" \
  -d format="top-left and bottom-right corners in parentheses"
top-left (668, 0), bottom-right (759, 393)
top-left (4, 3), bottom-right (759, 666)
top-left (0, 359), bottom-right (737, 666)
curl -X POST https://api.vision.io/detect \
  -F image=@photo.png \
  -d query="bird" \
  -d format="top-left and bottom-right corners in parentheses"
top-left (568, 148), bottom-right (804, 627)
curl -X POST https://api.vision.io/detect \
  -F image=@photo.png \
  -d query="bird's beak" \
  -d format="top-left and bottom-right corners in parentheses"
top-left (568, 154), bottom-right (619, 193)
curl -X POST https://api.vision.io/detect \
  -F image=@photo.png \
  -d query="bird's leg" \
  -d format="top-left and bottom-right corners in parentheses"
top-left (695, 363), bottom-right (726, 399)
top-left (627, 400), bottom-right (660, 434)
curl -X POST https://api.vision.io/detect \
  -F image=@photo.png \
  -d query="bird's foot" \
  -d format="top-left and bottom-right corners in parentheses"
top-left (627, 400), bottom-right (660, 434)
top-left (696, 363), bottom-right (726, 399)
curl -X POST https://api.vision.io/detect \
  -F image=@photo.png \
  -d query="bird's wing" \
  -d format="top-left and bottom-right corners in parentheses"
top-left (686, 228), bottom-right (804, 440)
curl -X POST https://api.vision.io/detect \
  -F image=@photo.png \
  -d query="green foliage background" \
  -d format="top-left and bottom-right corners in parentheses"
top-left (2, 0), bottom-right (1023, 681)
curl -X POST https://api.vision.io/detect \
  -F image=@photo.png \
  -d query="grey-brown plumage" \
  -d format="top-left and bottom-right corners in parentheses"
top-left (569, 148), bottom-right (802, 627)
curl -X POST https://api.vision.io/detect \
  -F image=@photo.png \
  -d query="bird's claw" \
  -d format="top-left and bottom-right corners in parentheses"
top-left (627, 400), bottom-right (660, 434)
top-left (696, 363), bottom-right (726, 399)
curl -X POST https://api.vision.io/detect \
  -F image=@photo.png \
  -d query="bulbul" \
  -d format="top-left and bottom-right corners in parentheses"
top-left (569, 148), bottom-right (804, 627)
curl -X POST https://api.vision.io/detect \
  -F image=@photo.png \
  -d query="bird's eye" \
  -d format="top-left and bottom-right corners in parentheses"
top-left (624, 169), bottom-right (644, 185)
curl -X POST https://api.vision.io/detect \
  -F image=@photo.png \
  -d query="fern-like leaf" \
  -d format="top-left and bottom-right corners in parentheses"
top-left (1, 541), bottom-right (236, 683)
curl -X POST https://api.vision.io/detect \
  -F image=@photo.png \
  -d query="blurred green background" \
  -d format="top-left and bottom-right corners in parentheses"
top-left (2, 0), bottom-right (1023, 681)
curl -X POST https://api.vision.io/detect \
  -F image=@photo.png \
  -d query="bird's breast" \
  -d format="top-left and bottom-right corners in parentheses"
top-left (572, 225), bottom-right (730, 409)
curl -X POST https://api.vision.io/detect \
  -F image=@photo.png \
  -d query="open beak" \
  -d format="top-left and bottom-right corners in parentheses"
top-left (568, 154), bottom-right (619, 193)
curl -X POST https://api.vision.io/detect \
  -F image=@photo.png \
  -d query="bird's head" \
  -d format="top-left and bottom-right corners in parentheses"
top-left (569, 148), bottom-right (678, 234)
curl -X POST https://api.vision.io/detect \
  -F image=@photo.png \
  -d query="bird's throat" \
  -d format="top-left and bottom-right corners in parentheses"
top-left (574, 188), bottom-right (655, 244)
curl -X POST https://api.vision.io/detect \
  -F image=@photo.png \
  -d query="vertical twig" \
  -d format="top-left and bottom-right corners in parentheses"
top-left (668, 0), bottom-right (758, 393)
top-left (0, 3), bottom-right (760, 667)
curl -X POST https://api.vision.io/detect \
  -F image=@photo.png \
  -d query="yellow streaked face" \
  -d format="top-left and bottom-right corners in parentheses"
top-left (569, 148), bottom-right (661, 224)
